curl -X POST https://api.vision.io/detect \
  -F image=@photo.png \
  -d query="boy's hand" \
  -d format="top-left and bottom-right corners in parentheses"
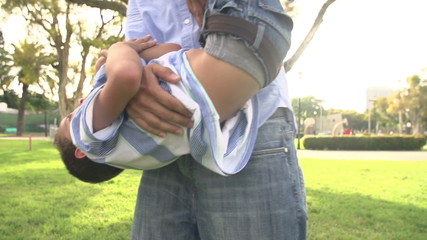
top-left (126, 63), bottom-right (194, 137)
top-left (125, 35), bottom-right (158, 53)
top-left (95, 35), bottom-right (157, 72)
top-left (94, 49), bottom-right (108, 72)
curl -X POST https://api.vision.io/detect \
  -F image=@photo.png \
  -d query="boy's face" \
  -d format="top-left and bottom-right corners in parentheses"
top-left (58, 98), bottom-right (85, 141)
top-left (58, 98), bottom-right (87, 159)
top-left (58, 112), bottom-right (73, 140)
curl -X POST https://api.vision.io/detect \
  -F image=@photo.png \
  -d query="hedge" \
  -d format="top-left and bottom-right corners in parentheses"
top-left (303, 136), bottom-right (427, 151)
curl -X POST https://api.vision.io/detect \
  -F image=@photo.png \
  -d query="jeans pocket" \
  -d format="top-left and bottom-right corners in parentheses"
top-left (252, 146), bottom-right (288, 156)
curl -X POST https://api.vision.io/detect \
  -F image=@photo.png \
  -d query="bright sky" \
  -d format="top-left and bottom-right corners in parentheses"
top-left (287, 0), bottom-right (427, 112)
top-left (2, 0), bottom-right (427, 113)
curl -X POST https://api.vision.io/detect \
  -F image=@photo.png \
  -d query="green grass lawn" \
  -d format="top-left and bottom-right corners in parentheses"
top-left (0, 140), bottom-right (426, 240)
top-left (300, 158), bottom-right (427, 240)
top-left (0, 140), bottom-right (142, 240)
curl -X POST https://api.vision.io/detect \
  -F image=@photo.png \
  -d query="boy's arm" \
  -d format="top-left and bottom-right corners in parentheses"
top-left (92, 38), bottom-right (156, 132)
top-left (139, 43), bottom-right (181, 62)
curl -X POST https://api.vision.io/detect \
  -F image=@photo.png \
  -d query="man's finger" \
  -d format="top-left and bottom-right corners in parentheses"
top-left (145, 64), bottom-right (193, 118)
top-left (129, 115), bottom-right (167, 137)
top-left (148, 63), bottom-right (180, 83)
top-left (127, 102), bottom-right (185, 136)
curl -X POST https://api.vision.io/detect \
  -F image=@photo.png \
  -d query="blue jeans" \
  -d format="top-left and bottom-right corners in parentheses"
top-left (131, 108), bottom-right (307, 240)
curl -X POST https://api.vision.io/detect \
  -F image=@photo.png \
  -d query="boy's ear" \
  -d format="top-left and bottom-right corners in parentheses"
top-left (74, 149), bottom-right (87, 159)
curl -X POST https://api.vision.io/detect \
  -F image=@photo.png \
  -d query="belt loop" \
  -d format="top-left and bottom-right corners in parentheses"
top-left (284, 108), bottom-right (297, 135)
top-left (285, 108), bottom-right (294, 125)
top-left (199, 9), bottom-right (209, 47)
top-left (252, 23), bottom-right (265, 50)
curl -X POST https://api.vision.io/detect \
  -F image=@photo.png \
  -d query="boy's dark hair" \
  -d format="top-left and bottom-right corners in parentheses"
top-left (54, 134), bottom-right (123, 183)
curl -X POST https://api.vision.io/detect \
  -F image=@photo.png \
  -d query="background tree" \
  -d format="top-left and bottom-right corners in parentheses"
top-left (68, 0), bottom-right (338, 73)
top-left (402, 75), bottom-right (427, 135)
top-left (11, 40), bottom-right (54, 136)
top-left (26, 92), bottom-right (58, 112)
top-left (370, 97), bottom-right (396, 133)
top-left (387, 91), bottom-right (406, 134)
top-left (387, 75), bottom-right (427, 135)
top-left (2, 0), bottom-right (123, 118)
top-left (0, 90), bottom-right (20, 109)
top-left (283, 0), bottom-right (337, 72)
top-left (72, 10), bottom-right (124, 106)
top-left (3, 0), bottom-right (73, 118)
top-left (291, 96), bottom-right (325, 119)
top-left (0, 30), bottom-right (14, 93)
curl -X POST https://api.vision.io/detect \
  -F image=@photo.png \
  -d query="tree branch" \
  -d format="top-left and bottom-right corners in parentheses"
top-left (66, 0), bottom-right (127, 16)
top-left (284, 0), bottom-right (337, 72)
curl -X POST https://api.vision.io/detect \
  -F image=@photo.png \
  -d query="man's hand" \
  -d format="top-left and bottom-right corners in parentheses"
top-left (186, 0), bottom-right (207, 26)
top-left (126, 63), bottom-right (194, 137)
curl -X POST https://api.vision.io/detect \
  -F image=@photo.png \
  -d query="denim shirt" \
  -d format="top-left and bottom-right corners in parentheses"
top-left (126, 0), bottom-right (293, 125)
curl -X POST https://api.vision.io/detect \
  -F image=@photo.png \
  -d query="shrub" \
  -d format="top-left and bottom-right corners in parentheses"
top-left (303, 135), bottom-right (426, 150)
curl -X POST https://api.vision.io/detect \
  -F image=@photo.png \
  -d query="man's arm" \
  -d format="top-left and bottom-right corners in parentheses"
top-left (184, 1), bottom-right (260, 121)
top-left (139, 43), bottom-right (181, 62)
top-left (185, 49), bottom-right (259, 122)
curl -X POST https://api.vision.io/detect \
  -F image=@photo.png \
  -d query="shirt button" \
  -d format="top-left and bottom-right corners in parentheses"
top-left (183, 18), bottom-right (191, 25)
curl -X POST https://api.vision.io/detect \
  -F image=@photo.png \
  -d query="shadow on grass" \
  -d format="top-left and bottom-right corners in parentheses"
top-left (307, 188), bottom-right (427, 240)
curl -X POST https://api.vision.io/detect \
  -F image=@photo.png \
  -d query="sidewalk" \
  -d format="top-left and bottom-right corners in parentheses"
top-left (297, 150), bottom-right (427, 161)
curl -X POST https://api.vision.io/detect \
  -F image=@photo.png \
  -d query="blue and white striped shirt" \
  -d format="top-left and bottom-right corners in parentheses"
top-left (71, 50), bottom-right (265, 175)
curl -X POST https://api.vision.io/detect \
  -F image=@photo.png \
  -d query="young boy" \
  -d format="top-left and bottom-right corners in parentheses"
top-left (55, 36), bottom-right (259, 183)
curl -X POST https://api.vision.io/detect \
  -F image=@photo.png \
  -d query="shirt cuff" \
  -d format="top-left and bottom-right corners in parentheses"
top-left (84, 86), bottom-right (123, 141)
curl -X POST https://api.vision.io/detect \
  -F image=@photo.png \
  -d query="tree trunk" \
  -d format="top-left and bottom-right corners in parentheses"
top-left (413, 112), bottom-right (420, 135)
top-left (57, 46), bottom-right (70, 119)
top-left (74, 48), bottom-right (89, 108)
top-left (16, 83), bottom-right (29, 136)
top-left (57, 4), bottom-right (73, 119)
top-left (284, 0), bottom-right (337, 72)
